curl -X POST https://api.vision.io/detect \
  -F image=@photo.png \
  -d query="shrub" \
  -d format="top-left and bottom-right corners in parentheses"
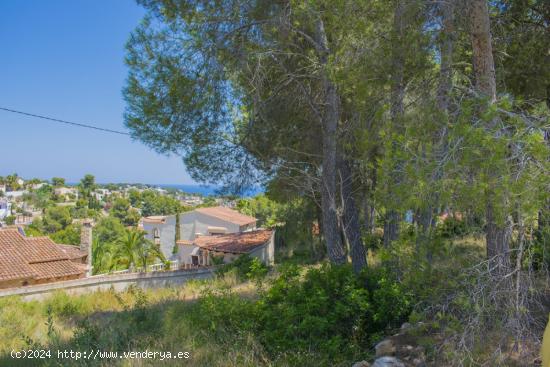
top-left (437, 216), bottom-right (467, 238)
top-left (255, 264), bottom-right (413, 358)
top-left (216, 255), bottom-right (268, 282)
top-left (364, 229), bottom-right (384, 250)
top-left (4, 215), bottom-right (15, 225)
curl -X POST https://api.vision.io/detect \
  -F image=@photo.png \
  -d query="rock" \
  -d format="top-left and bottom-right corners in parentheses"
top-left (412, 358), bottom-right (426, 367)
top-left (375, 339), bottom-right (396, 357)
top-left (372, 356), bottom-right (406, 367)
top-left (400, 322), bottom-right (412, 330)
top-left (351, 361), bottom-right (370, 367)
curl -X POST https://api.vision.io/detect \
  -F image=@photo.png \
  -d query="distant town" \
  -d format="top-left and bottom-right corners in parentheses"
top-left (0, 173), bottom-right (241, 228)
top-left (0, 173), bottom-right (274, 290)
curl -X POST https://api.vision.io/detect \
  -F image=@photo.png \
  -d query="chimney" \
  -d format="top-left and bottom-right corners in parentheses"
top-left (80, 219), bottom-right (93, 276)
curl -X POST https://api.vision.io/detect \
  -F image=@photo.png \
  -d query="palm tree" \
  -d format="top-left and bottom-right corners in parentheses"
top-left (91, 237), bottom-right (116, 274)
top-left (114, 229), bottom-right (165, 272)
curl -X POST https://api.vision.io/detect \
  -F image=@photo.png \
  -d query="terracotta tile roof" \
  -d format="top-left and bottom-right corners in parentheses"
top-left (29, 260), bottom-right (84, 280)
top-left (194, 229), bottom-right (273, 254)
top-left (142, 215), bottom-right (168, 224)
top-left (24, 237), bottom-right (70, 263)
top-left (0, 229), bottom-right (85, 283)
top-left (195, 206), bottom-right (257, 226)
top-left (55, 244), bottom-right (87, 260)
top-left (176, 239), bottom-right (194, 245)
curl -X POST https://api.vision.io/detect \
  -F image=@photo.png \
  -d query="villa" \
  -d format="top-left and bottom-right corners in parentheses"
top-left (142, 206), bottom-right (274, 266)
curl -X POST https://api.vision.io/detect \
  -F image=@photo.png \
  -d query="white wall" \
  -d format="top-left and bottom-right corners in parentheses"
top-left (143, 215), bottom-right (177, 260)
top-left (249, 232), bottom-right (275, 265)
top-left (144, 210), bottom-right (259, 262)
top-left (177, 243), bottom-right (197, 264)
top-left (179, 211), bottom-right (242, 240)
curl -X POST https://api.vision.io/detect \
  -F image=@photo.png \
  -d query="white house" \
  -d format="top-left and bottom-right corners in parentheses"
top-left (142, 206), bottom-right (258, 262)
top-left (54, 187), bottom-right (79, 199)
top-left (177, 229), bottom-right (275, 267)
top-left (5, 190), bottom-right (27, 199)
top-left (0, 200), bottom-right (11, 220)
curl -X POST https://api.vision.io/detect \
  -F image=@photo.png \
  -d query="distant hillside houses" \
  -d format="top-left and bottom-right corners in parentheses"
top-left (54, 186), bottom-right (79, 198)
top-left (142, 206), bottom-right (274, 267)
top-left (0, 200), bottom-right (11, 220)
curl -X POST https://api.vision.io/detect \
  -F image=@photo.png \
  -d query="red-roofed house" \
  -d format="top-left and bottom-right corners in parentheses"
top-left (141, 206), bottom-right (258, 261)
top-left (0, 228), bottom-right (88, 289)
top-left (176, 229), bottom-right (275, 267)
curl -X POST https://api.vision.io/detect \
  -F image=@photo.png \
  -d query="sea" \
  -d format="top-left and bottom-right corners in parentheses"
top-left (68, 183), bottom-right (263, 197)
top-left (158, 184), bottom-right (263, 197)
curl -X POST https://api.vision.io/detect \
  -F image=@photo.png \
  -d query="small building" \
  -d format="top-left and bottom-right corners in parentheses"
top-left (142, 206), bottom-right (258, 261)
top-left (0, 200), bottom-right (11, 220)
top-left (5, 190), bottom-right (27, 199)
top-left (0, 228), bottom-right (88, 289)
top-left (54, 187), bottom-right (79, 199)
top-left (176, 229), bottom-right (275, 267)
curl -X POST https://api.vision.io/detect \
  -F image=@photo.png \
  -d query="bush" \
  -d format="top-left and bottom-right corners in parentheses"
top-left (199, 263), bottom-right (413, 363)
top-left (256, 264), bottom-right (413, 358)
top-left (216, 255), bottom-right (268, 282)
top-left (437, 216), bottom-right (467, 238)
top-left (4, 215), bottom-right (15, 225)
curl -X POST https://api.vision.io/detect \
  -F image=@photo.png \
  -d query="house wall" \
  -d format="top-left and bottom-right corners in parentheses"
top-left (249, 232), bottom-right (275, 265)
top-left (177, 243), bottom-right (198, 264)
top-left (0, 273), bottom-right (84, 290)
top-left (180, 211), bottom-right (242, 240)
top-left (239, 222), bottom-right (257, 232)
top-left (0, 278), bottom-right (32, 290)
top-left (143, 215), bottom-right (177, 260)
top-left (144, 210), bottom-right (258, 261)
top-left (0, 268), bottom-right (214, 301)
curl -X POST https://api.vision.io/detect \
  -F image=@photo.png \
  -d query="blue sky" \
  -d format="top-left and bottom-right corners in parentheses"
top-left (0, 0), bottom-right (196, 184)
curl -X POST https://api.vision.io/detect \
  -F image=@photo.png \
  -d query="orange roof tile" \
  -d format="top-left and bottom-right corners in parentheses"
top-left (142, 216), bottom-right (167, 224)
top-left (56, 244), bottom-right (87, 260)
top-left (0, 229), bottom-right (86, 283)
top-left (195, 206), bottom-right (257, 226)
top-left (29, 260), bottom-right (85, 280)
top-left (194, 229), bottom-right (273, 254)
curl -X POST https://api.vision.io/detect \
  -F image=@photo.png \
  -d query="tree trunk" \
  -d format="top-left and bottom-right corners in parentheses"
top-left (340, 158), bottom-right (367, 273)
top-left (362, 163), bottom-right (377, 234)
top-left (469, 0), bottom-right (510, 265)
top-left (418, 0), bottom-right (456, 260)
top-left (486, 201), bottom-right (512, 268)
top-left (384, 211), bottom-right (400, 247)
top-left (316, 14), bottom-right (347, 265)
top-left (470, 0), bottom-right (497, 102)
top-left (437, 0), bottom-right (455, 113)
top-left (364, 196), bottom-right (376, 234)
top-left (384, 0), bottom-right (406, 247)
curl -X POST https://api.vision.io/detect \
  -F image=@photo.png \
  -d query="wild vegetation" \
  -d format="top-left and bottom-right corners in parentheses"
top-left (121, 0), bottom-right (550, 364)
top-left (1, 0), bottom-right (550, 365)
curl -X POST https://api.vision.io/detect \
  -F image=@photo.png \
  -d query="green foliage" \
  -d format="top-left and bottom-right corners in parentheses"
top-left (39, 206), bottom-right (72, 233)
top-left (255, 264), bottom-right (412, 356)
top-left (50, 224), bottom-right (81, 245)
top-left (110, 197), bottom-right (141, 226)
top-left (136, 190), bottom-right (183, 216)
top-left (51, 177), bottom-right (65, 187)
top-left (4, 215), bottom-right (15, 225)
top-left (114, 229), bottom-right (165, 270)
top-left (236, 195), bottom-right (280, 227)
top-left (216, 254), bottom-right (268, 282)
top-left (436, 217), bottom-right (468, 239)
top-left (94, 217), bottom-right (126, 244)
